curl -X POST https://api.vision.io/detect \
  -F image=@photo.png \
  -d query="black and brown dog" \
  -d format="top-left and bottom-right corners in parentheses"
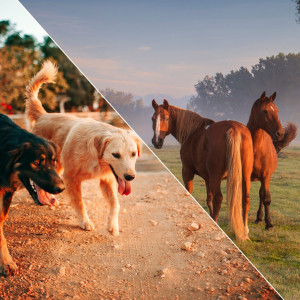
top-left (0, 113), bottom-right (64, 275)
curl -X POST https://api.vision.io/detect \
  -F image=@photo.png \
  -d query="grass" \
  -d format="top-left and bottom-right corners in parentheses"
top-left (151, 145), bottom-right (300, 300)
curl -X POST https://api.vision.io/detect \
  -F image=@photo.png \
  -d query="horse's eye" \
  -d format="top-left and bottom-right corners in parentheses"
top-left (151, 116), bottom-right (155, 121)
top-left (112, 153), bottom-right (121, 159)
top-left (165, 117), bottom-right (169, 121)
top-left (264, 110), bottom-right (268, 114)
top-left (132, 152), bottom-right (136, 157)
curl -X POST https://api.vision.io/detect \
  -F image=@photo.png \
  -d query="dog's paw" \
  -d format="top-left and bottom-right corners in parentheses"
top-left (107, 224), bottom-right (119, 236)
top-left (0, 258), bottom-right (18, 276)
top-left (79, 219), bottom-right (95, 231)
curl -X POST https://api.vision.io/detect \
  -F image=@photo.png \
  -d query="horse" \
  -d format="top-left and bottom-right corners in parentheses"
top-left (247, 92), bottom-right (297, 229)
top-left (151, 99), bottom-right (254, 241)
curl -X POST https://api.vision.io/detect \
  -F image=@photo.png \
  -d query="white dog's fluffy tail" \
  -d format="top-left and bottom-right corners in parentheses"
top-left (25, 60), bottom-right (58, 123)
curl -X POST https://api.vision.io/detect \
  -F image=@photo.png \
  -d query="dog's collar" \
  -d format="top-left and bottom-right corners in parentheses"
top-left (109, 164), bottom-right (118, 181)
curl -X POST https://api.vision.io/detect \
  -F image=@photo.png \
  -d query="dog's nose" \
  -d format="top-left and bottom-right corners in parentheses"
top-left (53, 184), bottom-right (65, 194)
top-left (124, 174), bottom-right (135, 181)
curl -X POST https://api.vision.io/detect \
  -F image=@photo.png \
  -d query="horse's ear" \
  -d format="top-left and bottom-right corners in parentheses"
top-left (163, 99), bottom-right (169, 108)
top-left (152, 99), bottom-right (158, 110)
top-left (269, 92), bottom-right (276, 102)
top-left (260, 91), bottom-right (266, 102)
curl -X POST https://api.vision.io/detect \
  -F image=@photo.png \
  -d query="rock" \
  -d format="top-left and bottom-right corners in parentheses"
top-left (121, 208), bottom-right (127, 214)
top-left (217, 250), bottom-right (228, 256)
top-left (149, 220), bottom-right (158, 226)
top-left (196, 252), bottom-right (205, 258)
top-left (187, 222), bottom-right (200, 231)
top-left (156, 268), bottom-right (168, 277)
top-left (181, 242), bottom-right (192, 251)
top-left (58, 266), bottom-right (66, 276)
top-left (125, 264), bottom-right (132, 269)
top-left (244, 277), bottom-right (251, 283)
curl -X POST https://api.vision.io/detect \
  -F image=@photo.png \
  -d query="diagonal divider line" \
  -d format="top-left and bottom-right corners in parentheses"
top-left (17, 1), bottom-right (283, 298)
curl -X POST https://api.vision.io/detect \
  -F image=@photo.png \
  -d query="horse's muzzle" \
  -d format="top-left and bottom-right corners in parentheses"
top-left (152, 137), bottom-right (163, 149)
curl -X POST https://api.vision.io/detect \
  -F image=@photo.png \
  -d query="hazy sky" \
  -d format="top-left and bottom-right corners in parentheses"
top-left (3, 0), bottom-right (300, 98)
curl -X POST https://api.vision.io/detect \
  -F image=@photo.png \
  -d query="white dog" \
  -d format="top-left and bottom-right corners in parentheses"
top-left (25, 61), bottom-right (141, 236)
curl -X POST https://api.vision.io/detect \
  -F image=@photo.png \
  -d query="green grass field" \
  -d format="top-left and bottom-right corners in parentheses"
top-left (151, 145), bottom-right (300, 300)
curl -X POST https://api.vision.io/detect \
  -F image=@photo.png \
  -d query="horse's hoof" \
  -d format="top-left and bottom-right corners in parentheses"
top-left (254, 219), bottom-right (262, 224)
top-left (265, 224), bottom-right (274, 230)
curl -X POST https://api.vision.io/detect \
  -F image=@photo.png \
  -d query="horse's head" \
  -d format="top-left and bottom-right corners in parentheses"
top-left (250, 91), bottom-right (284, 141)
top-left (151, 99), bottom-right (172, 149)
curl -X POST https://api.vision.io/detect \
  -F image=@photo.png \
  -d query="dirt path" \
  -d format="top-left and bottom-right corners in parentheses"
top-left (0, 154), bottom-right (279, 299)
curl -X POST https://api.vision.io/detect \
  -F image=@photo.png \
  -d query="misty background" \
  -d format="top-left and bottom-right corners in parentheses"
top-left (102, 52), bottom-right (300, 145)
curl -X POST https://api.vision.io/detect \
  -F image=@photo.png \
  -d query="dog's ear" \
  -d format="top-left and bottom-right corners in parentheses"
top-left (128, 131), bottom-right (142, 157)
top-left (8, 142), bottom-right (31, 164)
top-left (46, 139), bottom-right (60, 156)
top-left (94, 134), bottom-right (111, 159)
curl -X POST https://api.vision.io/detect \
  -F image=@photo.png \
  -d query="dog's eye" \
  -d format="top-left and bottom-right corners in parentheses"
top-left (112, 153), bottom-right (121, 159)
top-left (33, 160), bottom-right (40, 167)
top-left (132, 152), bottom-right (136, 157)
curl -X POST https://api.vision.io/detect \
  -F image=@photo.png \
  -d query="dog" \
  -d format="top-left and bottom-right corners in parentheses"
top-left (0, 113), bottom-right (64, 275)
top-left (25, 61), bottom-right (142, 236)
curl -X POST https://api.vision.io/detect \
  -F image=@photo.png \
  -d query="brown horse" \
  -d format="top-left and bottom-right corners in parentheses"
top-left (247, 92), bottom-right (297, 229)
top-left (152, 99), bottom-right (254, 241)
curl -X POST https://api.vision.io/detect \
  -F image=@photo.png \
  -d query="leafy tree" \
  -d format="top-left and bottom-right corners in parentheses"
top-left (295, 0), bottom-right (300, 23)
top-left (40, 36), bottom-right (95, 110)
top-left (189, 53), bottom-right (300, 125)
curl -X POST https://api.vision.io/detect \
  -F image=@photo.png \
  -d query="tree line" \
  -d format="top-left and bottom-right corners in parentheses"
top-left (0, 20), bottom-right (106, 114)
top-left (188, 53), bottom-right (300, 126)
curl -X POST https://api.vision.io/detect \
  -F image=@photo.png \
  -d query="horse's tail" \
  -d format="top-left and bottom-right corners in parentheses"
top-left (226, 128), bottom-right (246, 241)
top-left (273, 123), bottom-right (298, 153)
top-left (25, 60), bottom-right (57, 125)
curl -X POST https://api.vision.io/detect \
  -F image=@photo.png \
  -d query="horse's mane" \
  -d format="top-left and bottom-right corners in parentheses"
top-left (169, 105), bottom-right (213, 144)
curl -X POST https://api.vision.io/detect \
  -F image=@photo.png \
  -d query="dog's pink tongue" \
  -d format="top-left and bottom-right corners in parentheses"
top-left (35, 184), bottom-right (59, 206)
top-left (117, 178), bottom-right (132, 196)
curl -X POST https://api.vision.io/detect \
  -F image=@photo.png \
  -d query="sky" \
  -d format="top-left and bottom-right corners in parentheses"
top-left (1, 0), bottom-right (300, 98)
top-left (0, 0), bottom-right (46, 42)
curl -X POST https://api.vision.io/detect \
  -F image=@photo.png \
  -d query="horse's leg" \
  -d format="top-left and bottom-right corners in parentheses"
top-left (255, 180), bottom-right (264, 223)
top-left (261, 176), bottom-right (273, 229)
top-left (205, 179), bottom-right (213, 216)
top-left (209, 177), bottom-right (223, 222)
top-left (182, 166), bottom-right (194, 194)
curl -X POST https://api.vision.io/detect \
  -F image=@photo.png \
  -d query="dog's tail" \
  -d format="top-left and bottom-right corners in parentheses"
top-left (25, 60), bottom-right (58, 123)
top-left (226, 128), bottom-right (246, 242)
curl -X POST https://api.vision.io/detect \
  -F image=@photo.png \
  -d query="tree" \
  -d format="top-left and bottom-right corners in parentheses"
top-left (188, 52), bottom-right (300, 125)
top-left (295, 0), bottom-right (300, 23)
top-left (40, 36), bottom-right (95, 110)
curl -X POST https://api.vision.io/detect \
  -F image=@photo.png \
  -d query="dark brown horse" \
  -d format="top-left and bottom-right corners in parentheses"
top-left (152, 99), bottom-right (254, 241)
top-left (247, 92), bottom-right (297, 229)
